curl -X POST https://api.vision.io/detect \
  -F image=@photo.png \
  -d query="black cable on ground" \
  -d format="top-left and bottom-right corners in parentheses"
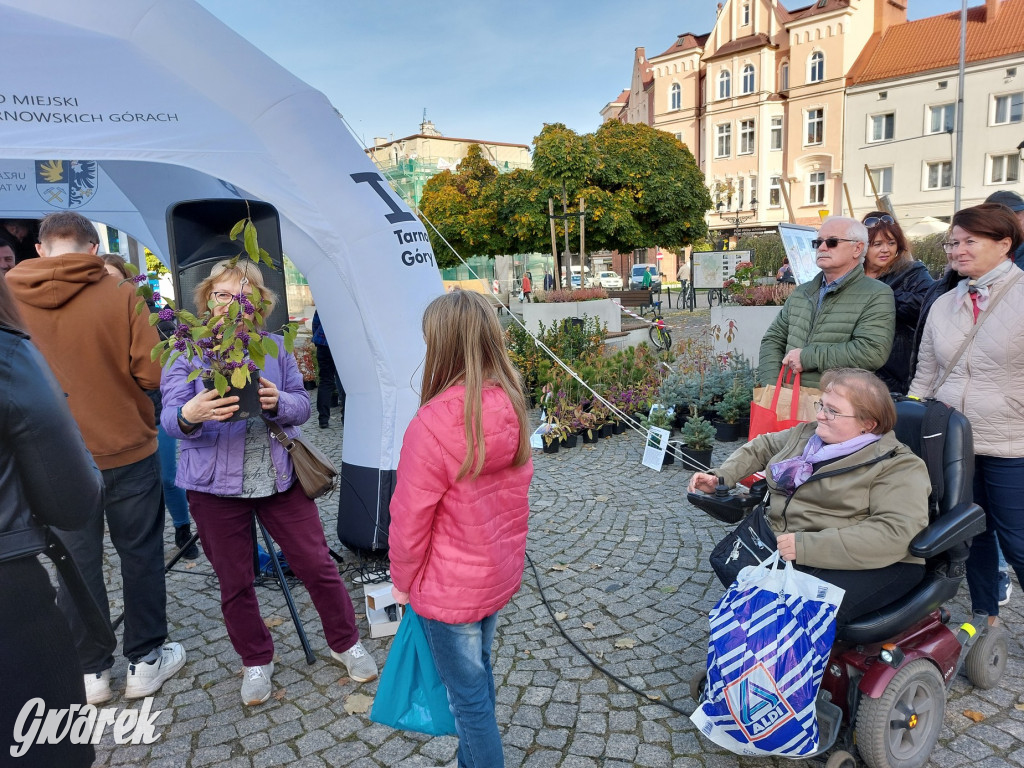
top-left (524, 550), bottom-right (693, 718)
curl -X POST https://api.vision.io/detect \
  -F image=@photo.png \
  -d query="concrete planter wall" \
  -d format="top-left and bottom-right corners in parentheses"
top-left (522, 298), bottom-right (621, 335)
top-left (710, 305), bottom-right (783, 367)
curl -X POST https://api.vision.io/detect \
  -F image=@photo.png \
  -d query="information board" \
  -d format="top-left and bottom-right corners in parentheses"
top-left (692, 250), bottom-right (752, 289)
top-left (777, 223), bottom-right (820, 285)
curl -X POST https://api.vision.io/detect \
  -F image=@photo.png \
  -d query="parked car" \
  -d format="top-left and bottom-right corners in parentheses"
top-left (629, 264), bottom-right (662, 291)
top-left (595, 270), bottom-right (623, 289)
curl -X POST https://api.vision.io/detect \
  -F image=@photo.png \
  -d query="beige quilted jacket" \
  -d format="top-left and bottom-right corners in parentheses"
top-left (909, 265), bottom-right (1024, 457)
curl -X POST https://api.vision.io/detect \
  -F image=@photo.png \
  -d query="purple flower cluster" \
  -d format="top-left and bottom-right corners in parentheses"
top-left (238, 331), bottom-right (251, 345)
top-left (247, 361), bottom-right (259, 373)
top-left (174, 323), bottom-right (190, 339)
top-left (158, 307), bottom-right (174, 322)
top-left (152, 292), bottom-right (161, 302)
top-left (132, 274), bottom-right (147, 285)
top-left (173, 338), bottom-right (187, 351)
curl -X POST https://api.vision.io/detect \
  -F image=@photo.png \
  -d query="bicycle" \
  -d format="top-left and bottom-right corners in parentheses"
top-left (647, 300), bottom-right (673, 351)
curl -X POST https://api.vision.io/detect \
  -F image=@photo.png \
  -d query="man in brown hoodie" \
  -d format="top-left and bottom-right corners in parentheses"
top-left (6, 211), bottom-right (186, 705)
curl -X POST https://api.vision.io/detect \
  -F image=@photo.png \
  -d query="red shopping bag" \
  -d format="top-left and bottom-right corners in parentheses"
top-left (748, 369), bottom-right (820, 441)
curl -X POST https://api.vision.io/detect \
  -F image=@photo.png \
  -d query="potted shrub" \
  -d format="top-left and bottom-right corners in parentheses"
top-left (542, 422), bottom-right (566, 453)
top-left (579, 410), bottom-right (601, 444)
top-left (680, 416), bottom-right (716, 471)
top-left (134, 217), bottom-right (297, 420)
top-left (712, 383), bottom-right (747, 442)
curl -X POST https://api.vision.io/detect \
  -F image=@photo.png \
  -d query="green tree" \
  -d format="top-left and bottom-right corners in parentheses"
top-left (910, 233), bottom-right (947, 277)
top-left (736, 233), bottom-right (787, 276)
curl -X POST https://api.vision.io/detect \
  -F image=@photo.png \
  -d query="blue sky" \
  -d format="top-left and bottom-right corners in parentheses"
top-left (197, 0), bottom-right (967, 149)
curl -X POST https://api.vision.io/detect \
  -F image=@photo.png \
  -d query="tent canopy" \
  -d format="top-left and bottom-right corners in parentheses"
top-left (1, 0), bottom-right (441, 550)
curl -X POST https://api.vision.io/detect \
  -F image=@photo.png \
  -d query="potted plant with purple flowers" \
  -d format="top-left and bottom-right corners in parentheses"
top-left (126, 217), bottom-right (298, 419)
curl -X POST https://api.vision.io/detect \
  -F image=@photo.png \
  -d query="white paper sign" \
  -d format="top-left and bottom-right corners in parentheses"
top-left (642, 427), bottom-right (671, 471)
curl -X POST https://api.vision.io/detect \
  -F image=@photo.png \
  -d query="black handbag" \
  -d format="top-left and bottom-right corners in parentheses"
top-left (709, 504), bottom-right (778, 588)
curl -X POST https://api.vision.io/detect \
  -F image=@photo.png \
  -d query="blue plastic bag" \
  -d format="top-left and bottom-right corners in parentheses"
top-left (691, 552), bottom-right (844, 757)
top-left (370, 605), bottom-right (457, 736)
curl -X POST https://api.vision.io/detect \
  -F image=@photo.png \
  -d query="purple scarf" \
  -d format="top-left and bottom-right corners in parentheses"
top-left (770, 432), bottom-right (881, 495)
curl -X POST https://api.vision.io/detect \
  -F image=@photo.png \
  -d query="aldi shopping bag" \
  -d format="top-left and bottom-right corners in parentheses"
top-left (691, 553), bottom-right (844, 757)
top-left (748, 369), bottom-right (820, 441)
top-left (369, 605), bottom-right (457, 736)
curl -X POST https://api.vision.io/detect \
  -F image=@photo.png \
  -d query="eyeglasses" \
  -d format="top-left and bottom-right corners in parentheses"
top-left (813, 400), bottom-right (857, 420)
top-left (941, 238), bottom-right (980, 253)
top-left (811, 237), bottom-right (860, 250)
top-left (863, 215), bottom-right (895, 228)
top-left (210, 291), bottom-right (236, 305)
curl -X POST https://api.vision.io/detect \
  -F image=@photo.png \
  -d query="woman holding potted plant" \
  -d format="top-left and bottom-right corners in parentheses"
top-left (161, 259), bottom-right (377, 706)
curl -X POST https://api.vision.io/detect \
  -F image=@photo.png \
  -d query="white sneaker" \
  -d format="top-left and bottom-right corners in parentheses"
top-left (240, 662), bottom-right (274, 706)
top-left (330, 640), bottom-right (379, 683)
top-left (84, 670), bottom-right (112, 705)
top-left (125, 642), bottom-right (186, 699)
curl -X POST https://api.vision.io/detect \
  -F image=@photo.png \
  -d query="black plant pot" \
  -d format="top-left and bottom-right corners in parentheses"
top-left (204, 375), bottom-right (262, 422)
top-left (713, 420), bottom-right (743, 442)
top-left (679, 446), bottom-right (713, 471)
top-left (661, 450), bottom-right (675, 467)
top-left (612, 420), bottom-right (627, 435)
top-left (582, 429), bottom-right (600, 444)
top-left (560, 433), bottom-right (578, 449)
top-left (673, 409), bottom-right (690, 430)
top-left (542, 440), bottom-right (560, 454)
top-left (599, 423), bottom-right (613, 439)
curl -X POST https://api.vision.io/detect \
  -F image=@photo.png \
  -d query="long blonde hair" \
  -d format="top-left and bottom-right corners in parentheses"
top-left (193, 259), bottom-right (278, 323)
top-left (420, 289), bottom-right (530, 479)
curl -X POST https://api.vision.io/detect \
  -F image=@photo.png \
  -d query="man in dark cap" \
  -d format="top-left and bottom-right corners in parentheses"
top-left (985, 189), bottom-right (1024, 268)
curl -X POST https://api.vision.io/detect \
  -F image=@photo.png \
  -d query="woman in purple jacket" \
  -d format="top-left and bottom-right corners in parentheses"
top-left (160, 259), bottom-right (377, 705)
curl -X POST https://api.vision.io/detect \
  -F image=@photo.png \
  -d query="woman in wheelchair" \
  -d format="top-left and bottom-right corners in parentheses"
top-left (689, 368), bottom-right (931, 625)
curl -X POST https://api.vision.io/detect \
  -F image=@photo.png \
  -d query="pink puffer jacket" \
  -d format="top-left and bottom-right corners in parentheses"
top-left (388, 385), bottom-right (533, 624)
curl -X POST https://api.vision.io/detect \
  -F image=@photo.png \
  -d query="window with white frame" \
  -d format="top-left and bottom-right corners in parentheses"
top-left (738, 177), bottom-right (746, 208)
top-left (927, 104), bottom-right (955, 134)
top-left (718, 70), bottom-right (731, 99)
top-left (780, 62), bottom-right (790, 91)
top-left (742, 3), bottom-right (750, 25)
top-left (925, 161), bottom-right (952, 190)
top-left (740, 119), bottom-right (755, 154)
top-left (866, 166), bottom-right (893, 196)
top-left (808, 52), bottom-right (824, 83)
top-left (670, 83), bottom-right (681, 111)
top-left (989, 152), bottom-right (1020, 184)
top-left (993, 92), bottom-right (1023, 124)
top-left (716, 123), bottom-right (732, 158)
top-left (869, 113), bottom-right (895, 142)
top-left (742, 64), bottom-right (755, 94)
top-left (770, 116), bottom-right (783, 150)
top-left (806, 108), bottom-right (824, 145)
top-left (674, 132), bottom-right (683, 142)
top-left (769, 176), bottom-right (782, 207)
top-left (808, 172), bottom-right (826, 204)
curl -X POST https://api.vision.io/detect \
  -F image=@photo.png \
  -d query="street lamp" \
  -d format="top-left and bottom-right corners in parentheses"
top-left (715, 196), bottom-right (758, 246)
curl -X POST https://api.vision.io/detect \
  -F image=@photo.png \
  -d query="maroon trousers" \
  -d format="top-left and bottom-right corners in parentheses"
top-left (187, 482), bottom-right (359, 665)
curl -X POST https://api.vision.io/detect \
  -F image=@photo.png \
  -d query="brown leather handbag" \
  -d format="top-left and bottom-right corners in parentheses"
top-left (263, 418), bottom-right (338, 498)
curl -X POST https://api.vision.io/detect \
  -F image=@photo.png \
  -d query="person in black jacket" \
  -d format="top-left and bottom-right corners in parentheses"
top-left (861, 212), bottom-right (934, 394)
top-left (0, 277), bottom-right (104, 768)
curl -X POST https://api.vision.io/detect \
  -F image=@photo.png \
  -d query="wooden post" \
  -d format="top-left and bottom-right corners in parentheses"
top-left (843, 183), bottom-right (856, 221)
top-left (548, 197), bottom-right (560, 289)
top-left (561, 182), bottom-right (572, 290)
top-left (779, 178), bottom-right (796, 223)
top-left (579, 197), bottom-right (585, 284)
top-left (864, 164), bottom-right (882, 210)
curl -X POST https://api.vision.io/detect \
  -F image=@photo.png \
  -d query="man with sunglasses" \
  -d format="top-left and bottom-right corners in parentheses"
top-left (758, 216), bottom-right (895, 389)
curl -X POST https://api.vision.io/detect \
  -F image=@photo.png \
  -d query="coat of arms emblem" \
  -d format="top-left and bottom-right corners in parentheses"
top-left (36, 160), bottom-right (98, 209)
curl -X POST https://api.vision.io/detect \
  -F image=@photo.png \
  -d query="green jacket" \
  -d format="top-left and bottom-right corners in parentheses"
top-left (714, 423), bottom-right (930, 569)
top-left (757, 265), bottom-right (895, 389)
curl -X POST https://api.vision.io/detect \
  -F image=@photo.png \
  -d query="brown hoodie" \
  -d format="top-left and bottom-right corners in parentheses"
top-left (7, 253), bottom-right (162, 469)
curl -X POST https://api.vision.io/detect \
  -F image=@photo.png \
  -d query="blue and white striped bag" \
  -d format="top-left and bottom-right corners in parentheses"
top-left (690, 552), bottom-right (844, 757)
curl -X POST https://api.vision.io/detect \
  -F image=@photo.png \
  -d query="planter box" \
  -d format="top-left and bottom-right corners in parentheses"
top-left (710, 305), bottom-right (784, 368)
top-left (679, 446), bottom-right (713, 471)
top-left (522, 298), bottom-right (621, 335)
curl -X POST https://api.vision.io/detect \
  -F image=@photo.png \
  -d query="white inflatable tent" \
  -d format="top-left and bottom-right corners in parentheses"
top-left (0, 0), bottom-right (442, 551)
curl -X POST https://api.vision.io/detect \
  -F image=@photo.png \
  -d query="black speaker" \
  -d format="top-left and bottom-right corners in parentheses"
top-left (166, 199), bottom-right (289, 333)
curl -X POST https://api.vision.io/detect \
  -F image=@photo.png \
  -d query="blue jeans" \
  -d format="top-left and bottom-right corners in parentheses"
top-left (421, 612), bottom-right (503, 768)
top-left (157, 425), bottom-right (190, 528)
top-left (966, 455), bottom-right (1024, 616)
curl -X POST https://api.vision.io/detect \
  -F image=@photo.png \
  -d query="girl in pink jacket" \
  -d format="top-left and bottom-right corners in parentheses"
top-left (390, 289), bottom-right (533, 768)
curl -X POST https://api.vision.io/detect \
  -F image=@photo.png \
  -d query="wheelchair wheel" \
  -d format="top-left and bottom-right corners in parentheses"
top-left (826, 750), bottom-right (856, 768)
top-left (964, 623), bottom-right (1007, 690)
top-left (689, 669), bottom-right (707, 702)
top-left (855, 659), bottom-right (944, 768)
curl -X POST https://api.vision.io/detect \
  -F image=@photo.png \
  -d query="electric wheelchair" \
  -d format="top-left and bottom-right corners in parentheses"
top-left (687, 397), bottom-right (1008, 768)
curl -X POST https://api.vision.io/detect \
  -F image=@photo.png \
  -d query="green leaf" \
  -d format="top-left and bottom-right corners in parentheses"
top-left (151, 345), bottom-right (163, 362)
top-left (243, 221), bottom-right (259, 261)
top-left (230, 366), bottom-right (249, 389)
top-left (214, 372), bottom-right (228, 397)
top-left (124, 262), bottom-right (139, 276)
top-left (166, 350), bottom-right (182, 369)
top-left (229, 218), bottom-right (246, 241)
top-left (263, 336), bottom-right (279, 359)
top-left (149, 313), bottom-right (160, 326)
top-left (248, 341), bottom-right (266, 370)
top-left (178, 310), bottom-right (199, 325)
top-left (186, 369), bottom-right (202, 383)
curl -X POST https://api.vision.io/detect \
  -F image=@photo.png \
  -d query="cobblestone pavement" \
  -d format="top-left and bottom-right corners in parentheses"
top-left (87, 400), bottom-right (1024, 767)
